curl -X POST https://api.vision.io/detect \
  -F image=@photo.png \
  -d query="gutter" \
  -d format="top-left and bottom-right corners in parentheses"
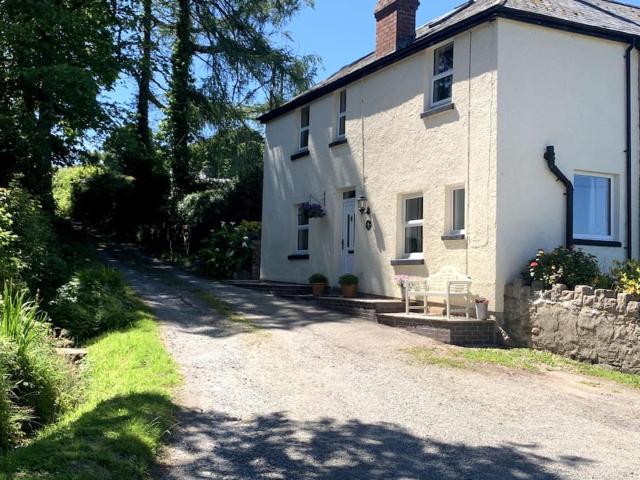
top-left (626, 42), bottom-right (634, 259)
top-left (544, 146), bottom-right (574, 249)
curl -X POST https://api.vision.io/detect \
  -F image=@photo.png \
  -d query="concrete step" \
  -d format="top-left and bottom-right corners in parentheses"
top-left (227, 280), bottom-right (311, 296)
top-left (313, 296), bottom-right (406, 320)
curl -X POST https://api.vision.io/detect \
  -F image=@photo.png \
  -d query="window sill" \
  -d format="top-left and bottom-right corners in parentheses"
top-left (329, 138), bottom-right (348, 148)
top-left (290, 149), bottom-right (310, 161)
top-left (288, 254), bottom-right (310, 261)
top-left (421, 102), bottom-right (455, 119)
top-left (391, 258), bottom-right (425, 266)
top-left (441, 233), bottom-right (465, 241)
top-left (573, 239), bottom-right (622, 248)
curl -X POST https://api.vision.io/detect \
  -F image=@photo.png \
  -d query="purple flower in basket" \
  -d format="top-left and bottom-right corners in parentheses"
top-left (301, 202), bottom-right (326, 218)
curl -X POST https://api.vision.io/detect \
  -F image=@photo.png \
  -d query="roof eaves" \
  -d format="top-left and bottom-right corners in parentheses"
top-left (257, 1), bottom-right (640, 124)
top-left (257, 5), bottom-right (501, 123)
top-left (495, 4), bottom-right (639, 43)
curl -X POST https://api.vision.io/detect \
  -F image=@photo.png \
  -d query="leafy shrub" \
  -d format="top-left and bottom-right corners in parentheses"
top-left (0, 184), bottom-right (67, 297)
top-left (197, 221), bottom-right (261, 279)
top-left (178, 188), bottom-right (230, 228)
top-left (611, 260), bottom-right (640, 295)
top-left (49, 265), bottom-right (135, 343)
top-left (523, 247), bottom-right (602, 289)
top-left (309, 273), bottom-right (328, 284)
top-left (339, 274), bottom-right (358, 286)
top-left (53, 165), bottom-right (135, 236)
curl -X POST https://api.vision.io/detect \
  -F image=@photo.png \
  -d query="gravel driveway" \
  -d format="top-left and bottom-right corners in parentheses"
top-left (107, 250), bottom-right (640, 480)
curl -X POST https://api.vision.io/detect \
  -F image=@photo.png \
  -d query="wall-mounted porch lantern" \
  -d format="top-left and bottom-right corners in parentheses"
top-left (357, 195), bottom-right (370, 216)
top-left (357, 195), bottom-right (373, 231)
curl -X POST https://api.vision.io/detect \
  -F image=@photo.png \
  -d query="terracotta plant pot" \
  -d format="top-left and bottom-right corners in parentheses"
top-left (341, 284), bottom-right (358, 298)
top-left (311, 283), bottom-right (326, 297)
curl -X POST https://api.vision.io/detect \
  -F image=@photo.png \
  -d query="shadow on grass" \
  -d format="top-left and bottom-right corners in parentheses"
top-left (0, 392), bottom-right (176, 480)
top-left (160, 409), bottom-right (593, 480)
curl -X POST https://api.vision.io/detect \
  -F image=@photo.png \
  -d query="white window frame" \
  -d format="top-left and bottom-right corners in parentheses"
top-left (296, 205), bottom-right (310, 254)
top-left (448, 186), bottom-right (466, 235)
top-left (337, 90), bottom-right (347, 139)
top-left (299, 106), bottom-right (310, 151)
top-left (573, 172), bottom-right (615, 242)
top-left (431, 43), bottom-right (454, 107)
top-left (403, 194), bottom-right (424, 259)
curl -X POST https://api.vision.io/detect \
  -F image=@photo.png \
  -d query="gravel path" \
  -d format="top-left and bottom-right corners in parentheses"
top-left (106, 250), bottom-right (640, 480)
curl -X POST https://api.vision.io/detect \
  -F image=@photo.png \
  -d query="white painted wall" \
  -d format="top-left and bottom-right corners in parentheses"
top-left (261, 22), bottom-right (500, 307)
top-left (495, 19), bottom-right (640, 310)
top-left (262, 18), bottom-right (640, 315)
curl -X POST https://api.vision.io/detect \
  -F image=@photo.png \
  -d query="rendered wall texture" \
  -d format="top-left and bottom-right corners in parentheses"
top-left (261, 22), bottom-right (500, 307)
top-left (495, 19), bottom-right (640, 311)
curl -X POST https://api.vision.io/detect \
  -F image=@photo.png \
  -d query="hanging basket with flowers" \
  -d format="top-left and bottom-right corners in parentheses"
top-left (301, 202), bottom-right (326, 218)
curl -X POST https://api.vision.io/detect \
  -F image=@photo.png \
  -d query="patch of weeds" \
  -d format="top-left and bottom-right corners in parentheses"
top-left (404, 347), bottom-right (467, 369)
top-left (405, 346), bottom-right (640, 390)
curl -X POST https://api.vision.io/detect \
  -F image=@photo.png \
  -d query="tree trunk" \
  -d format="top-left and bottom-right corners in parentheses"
top-left (136, 0), bottom-right (153, 152)
top-left (169, 0), bottom-right (193, 198)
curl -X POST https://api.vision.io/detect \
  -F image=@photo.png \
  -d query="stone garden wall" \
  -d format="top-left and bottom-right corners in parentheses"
top-left (504, 281), bottom-right (640, 374)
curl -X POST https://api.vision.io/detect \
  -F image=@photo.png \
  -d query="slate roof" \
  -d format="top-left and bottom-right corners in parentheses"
top-left (259, 0), bottom-right (640, 122)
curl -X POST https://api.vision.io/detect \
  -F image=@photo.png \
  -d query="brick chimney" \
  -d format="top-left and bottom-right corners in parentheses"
top-left (375, 0), bottom-right (420, 58)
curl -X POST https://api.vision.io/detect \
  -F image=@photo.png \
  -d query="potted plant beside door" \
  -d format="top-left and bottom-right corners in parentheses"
top-left (339, 274), bottom-right (359, 298)
top-left (309, 273), bottom-right (328, 297)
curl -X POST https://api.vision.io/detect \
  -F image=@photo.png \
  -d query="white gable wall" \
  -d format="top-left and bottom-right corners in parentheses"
top-left (261, 21), bottom-right (501, 307)
top-left (495, 19), bottom-right (640, 308)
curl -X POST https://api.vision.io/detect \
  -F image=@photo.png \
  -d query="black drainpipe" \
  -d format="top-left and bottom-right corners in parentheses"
top-left (544, 146), bottom-right (573, 249)
top-left (626, 42), bottom-right (634, 260)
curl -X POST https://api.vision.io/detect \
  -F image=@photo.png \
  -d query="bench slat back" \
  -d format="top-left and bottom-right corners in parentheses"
top-left (406, 266), bottom-right (470, 293)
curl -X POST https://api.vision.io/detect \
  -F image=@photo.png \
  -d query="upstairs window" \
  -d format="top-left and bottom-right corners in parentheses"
top-left (574, 174), bottom-right (613, 240)
top-left (297, 206), bottom-right (310, 253)
top-left (337, 90), bottom-right (347, 139)
top-left (432, 43), bottom-right (454, 106)
top-left (403, 196), bottom-right (424, 257)
top-left (450, 187), bottom-right (465, 234)
top-left (299, 106), bottom-right (310, 150)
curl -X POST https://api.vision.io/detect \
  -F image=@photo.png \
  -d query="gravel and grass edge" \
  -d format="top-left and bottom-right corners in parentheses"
top-left (406, 346), bottom-right (640, 389)
top-left (0, 292), bottom-right (181, 479)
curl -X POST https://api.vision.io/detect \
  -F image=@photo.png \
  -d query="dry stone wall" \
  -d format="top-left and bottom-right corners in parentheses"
top-left (504, 280), bottom-right (640, 374)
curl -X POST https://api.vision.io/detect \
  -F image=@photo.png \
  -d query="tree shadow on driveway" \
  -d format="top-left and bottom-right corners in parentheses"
top-left (161, 409), bottom-right (593, 480)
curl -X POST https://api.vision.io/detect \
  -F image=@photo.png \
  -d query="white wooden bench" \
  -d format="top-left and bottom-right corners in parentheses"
top-left (405, 266), bottom-right (472, 319)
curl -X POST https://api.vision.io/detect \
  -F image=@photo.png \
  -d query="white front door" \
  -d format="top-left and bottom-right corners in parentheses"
top-left (341, 194), bottom-right (356, 274)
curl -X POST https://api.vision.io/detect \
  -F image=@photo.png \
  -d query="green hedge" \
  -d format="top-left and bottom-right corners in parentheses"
top-left (49, 266), bottom-right (136, 343)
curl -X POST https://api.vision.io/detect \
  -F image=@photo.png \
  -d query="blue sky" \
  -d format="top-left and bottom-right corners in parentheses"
top-left (286, 0), bottom-right (468, 79)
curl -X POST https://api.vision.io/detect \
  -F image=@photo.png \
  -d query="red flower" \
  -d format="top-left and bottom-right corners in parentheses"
top-left (530, 261), bottom-right (539, 268)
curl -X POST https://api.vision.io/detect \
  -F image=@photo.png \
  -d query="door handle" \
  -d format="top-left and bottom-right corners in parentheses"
top-left (342, 239), bottom-right (344, 250)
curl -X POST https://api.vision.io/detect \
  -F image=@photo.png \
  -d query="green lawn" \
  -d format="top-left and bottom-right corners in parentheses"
top-left (406, 346), bottom-right (640, 390)
top-left (0, 298), bottom-right (180, 479)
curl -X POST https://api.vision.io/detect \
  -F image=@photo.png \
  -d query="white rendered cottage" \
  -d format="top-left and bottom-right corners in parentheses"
top-left (258, 0), bottom-right (640, 317)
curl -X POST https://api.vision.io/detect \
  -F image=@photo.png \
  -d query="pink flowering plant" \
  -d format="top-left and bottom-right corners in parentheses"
top-left (393, 275), bottom-right (410, 288)
top-left (522, 246), bottom-right (603, 289)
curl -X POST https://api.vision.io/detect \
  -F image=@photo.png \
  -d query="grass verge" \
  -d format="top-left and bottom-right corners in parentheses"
top-left (406, 346), bottom-right (640, 389)
top-left (0, 295), bottom-right (180, 479)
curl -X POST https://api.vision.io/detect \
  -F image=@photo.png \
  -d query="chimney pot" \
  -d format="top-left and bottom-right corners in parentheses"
top-left (375, 0), bottom-right (420, 58)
